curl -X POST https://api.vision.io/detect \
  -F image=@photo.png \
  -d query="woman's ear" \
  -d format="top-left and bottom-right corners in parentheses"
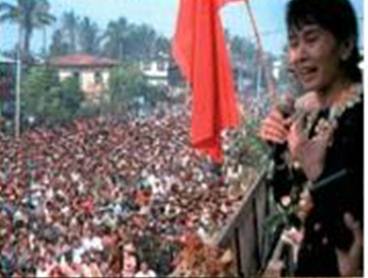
top-left (339, 37), bottom-right (354, 62)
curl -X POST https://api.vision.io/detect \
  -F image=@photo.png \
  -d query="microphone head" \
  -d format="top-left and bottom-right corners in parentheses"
top-left (277, 93), bottom-right (295, 117)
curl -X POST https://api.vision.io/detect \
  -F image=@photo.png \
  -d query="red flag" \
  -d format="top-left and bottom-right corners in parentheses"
top-left (172, 0), bottom-right (240, 163)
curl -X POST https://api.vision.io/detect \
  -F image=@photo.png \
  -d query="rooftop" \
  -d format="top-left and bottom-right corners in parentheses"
top-left (49, 53), bottom-right (119, 67)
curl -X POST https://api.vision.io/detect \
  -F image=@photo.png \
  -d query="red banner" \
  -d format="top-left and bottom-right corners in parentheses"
top-left (172, 0), bottom-right (241, 162)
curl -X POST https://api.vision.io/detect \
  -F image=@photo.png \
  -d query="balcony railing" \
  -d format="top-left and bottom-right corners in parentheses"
top-left (212, 168), bottom-right (281, 277)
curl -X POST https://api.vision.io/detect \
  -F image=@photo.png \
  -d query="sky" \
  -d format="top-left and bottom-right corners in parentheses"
top-left (0, 0), bottom-right (364, 56)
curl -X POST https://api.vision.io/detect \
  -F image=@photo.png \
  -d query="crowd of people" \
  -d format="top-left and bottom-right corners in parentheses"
top-left (2, 0), bottom-right (361, 275)
top-left (0, 106), bottom-right (255, 277)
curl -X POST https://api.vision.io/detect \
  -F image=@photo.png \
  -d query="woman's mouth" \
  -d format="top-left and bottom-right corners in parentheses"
top-left (298, 66), bottom-right (318, 83)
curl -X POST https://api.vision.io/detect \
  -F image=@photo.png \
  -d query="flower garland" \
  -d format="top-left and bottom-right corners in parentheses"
top-left (312, 83), bottom-right (363, 138)
top-left (328, 83), bottom-right (363, 121)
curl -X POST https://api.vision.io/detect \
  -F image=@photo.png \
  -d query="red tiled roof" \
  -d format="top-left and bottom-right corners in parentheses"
top-left (49, 53), bottom-right (119, 67)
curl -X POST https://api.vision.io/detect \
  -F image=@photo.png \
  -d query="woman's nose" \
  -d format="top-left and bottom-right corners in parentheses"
top-left (289, 42), bottom-right (308, 65)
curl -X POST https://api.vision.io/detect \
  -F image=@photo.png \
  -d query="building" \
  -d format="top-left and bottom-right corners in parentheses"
top-left (232, 60), bottom-right (254, 94)
top-left (140, 57), bottom-right (170, 87)
top-left (49, 53), bottom-right (119, 102)
top-left (0, 54), bottom-right (15, 65)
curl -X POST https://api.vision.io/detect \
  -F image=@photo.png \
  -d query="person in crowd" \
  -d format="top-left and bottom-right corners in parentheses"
top-left (135, 261), bottom-right (157, 278)
top-left (260, 0), bottom-right (363, 275)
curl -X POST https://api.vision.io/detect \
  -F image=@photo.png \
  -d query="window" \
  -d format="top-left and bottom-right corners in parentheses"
top-left (94, 71), bottom-right (103, 84)
top-left (142, 62), bottom-right (151, 71)
top-left (157, 61), bottom-right (166, 71)
top-left (73, 71), bottom-right (80, 80)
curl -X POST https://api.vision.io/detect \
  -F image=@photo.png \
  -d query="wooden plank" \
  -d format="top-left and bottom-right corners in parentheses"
top-left (238, 209), bottom-right (257, 277)
top-left (212, 168), bottom-right (267, 247)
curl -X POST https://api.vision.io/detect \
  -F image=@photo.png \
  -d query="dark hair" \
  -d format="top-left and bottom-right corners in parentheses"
top-left (286, 0), bottom-right (362, 82)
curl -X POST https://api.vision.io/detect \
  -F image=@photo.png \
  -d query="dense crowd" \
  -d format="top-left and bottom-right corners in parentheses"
top-left (0, 107), bottom-right (256, 277)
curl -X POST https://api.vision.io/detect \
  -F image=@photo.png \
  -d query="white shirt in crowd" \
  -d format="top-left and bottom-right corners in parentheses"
top-left (135, 269), bottom-right (157, 278)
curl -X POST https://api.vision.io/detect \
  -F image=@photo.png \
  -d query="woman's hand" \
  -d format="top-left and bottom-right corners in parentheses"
top-left (259, 108), bottom-right (290, 144)
top-left (287, 115), bottom-right (334, 181)
top-left (336, 213), bottom-right (363, 276)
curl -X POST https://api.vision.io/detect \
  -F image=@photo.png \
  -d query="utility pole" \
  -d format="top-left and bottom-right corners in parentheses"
top-left (15, 25), bottom-right (22, 138)
top-left (42, 26), bottom-right (47, 57)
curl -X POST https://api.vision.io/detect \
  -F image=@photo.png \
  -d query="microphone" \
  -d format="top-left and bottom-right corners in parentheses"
top-left (277, 93), bottom-right (296, 118)
top-left (270, 94), bottom-right (296, 163)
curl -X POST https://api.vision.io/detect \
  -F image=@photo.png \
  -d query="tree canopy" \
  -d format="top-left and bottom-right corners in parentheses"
top-left (0, 0), bottom-right (55, 61)
top-left (21, 66), bottom-right (83, 126)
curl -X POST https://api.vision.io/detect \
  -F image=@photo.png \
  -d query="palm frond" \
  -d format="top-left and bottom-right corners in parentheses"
top-left (34, 13), bottom-right (56, 27)
top-left (0, 13), bottom-right (18, 23)
top-left (0, 1), bottom-right (17, 23)
top-left (0, 2), bottom-right (15, 11)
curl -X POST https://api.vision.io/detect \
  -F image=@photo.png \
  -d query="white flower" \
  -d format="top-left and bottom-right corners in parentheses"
top-left (281, 196), bottom-right (291, 207)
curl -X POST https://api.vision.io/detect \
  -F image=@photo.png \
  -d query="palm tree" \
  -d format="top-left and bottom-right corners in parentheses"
top-left (49, 29), bottom-right (69, 56)
top-left (0, 0), bottom-right (55, 137)
top-left (125, 24), bottom-right (157, 62)
top-left (102, 17), bottom-right (128, 60)
top-left (0, 0), bottom-right (55, 61)
top-left (78, 16), bottom-right (101, 55)
top-left (61, 11), bottom-right (79, 53)
top-left (154, 36), bottom-right (170, 57)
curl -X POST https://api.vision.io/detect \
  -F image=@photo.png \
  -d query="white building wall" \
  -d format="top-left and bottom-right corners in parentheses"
top-left (140, 61), bottom-right (169, 86)
top-left (56, 67), bottom-right (113, 103)
top-left (57, 68), bottom-right (111, 92)
top-left (147, 78), bottom-right (168, 86)
top-left (102, 71), bottom-right (110, 86)
top-left (81, 70), bottom-right (95, 92)
top-left (59, 70), bottom-right (73, 81)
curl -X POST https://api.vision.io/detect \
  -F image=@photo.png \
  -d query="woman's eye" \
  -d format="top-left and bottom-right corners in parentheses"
top-left (289, 39), bottom-right (298, 49)
top-left (305, 34), bottom-right (318, 43)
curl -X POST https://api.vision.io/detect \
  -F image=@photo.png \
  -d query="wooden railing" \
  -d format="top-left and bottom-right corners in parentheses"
top-left (212, 168), bottom-right (280, 277)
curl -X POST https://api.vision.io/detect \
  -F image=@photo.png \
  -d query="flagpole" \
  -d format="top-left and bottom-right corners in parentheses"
top-left (244, 0), bottom-right (277, 104)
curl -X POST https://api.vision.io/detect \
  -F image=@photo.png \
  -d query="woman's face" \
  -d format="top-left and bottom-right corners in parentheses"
top-left (288, 24), bottom-right (344, 93)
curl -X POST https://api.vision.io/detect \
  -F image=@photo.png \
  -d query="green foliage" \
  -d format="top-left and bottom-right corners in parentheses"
top-left (224, 117), bottom-right (268, 170)
top-left (109, 64), bottom-right (143, 105)
top-left (50, 13), bottom-right (170, 62)
top-left (50, 13), bottom-right (101, 56)
top-left (78, 16), bottom-right (101, 55)
top-left (230, 35), bottom-right (257, 64)
top-left (229, 34), bottom-right (276, 93)
top-left (59, 75), bottom-right (84, 112)
top-left (21, 66), bottom-right (83, 125)
top-left (123, 24), bottom-right (157, 61)
top-left (62, 11), bottom-right (79, 53)
top-left (108, 64), bottom-right (167, 116)
top-left (264, 203), bottom-right (298, 235)
top-left (0, 64), bottom-right (7, 76)
top-left (49, 29), bottom-right (69, 57)
top-left (102, 17), bottom-right (128, 60)
top-left (102, 20), bottom-right (160, 62)
top-left (0, 0), bottom-right (55, 60)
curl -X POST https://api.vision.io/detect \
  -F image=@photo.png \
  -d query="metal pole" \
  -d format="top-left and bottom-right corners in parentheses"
top-left (43, 26), bottom-right (47, 57)
top-left (15, 25), bottom-right (22, 138)
top-left (244, 0), bottom-right (277, 104)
